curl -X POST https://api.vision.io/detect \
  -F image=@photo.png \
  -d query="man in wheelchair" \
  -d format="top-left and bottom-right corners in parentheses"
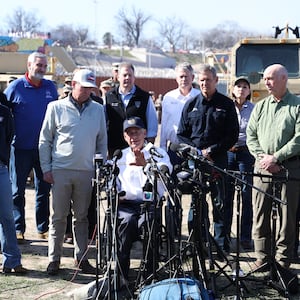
top-left (116, 116), bottom-right (172, 286)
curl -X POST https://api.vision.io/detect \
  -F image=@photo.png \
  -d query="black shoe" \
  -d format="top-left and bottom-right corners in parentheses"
top-left (47, 261), bottom-right (60, 275)
top-left (3, 264), bottom-right (27, 274)
top-left (75, 260), bottom-right (96, 275)
top-left (241, 240), bottom-right (253, 251)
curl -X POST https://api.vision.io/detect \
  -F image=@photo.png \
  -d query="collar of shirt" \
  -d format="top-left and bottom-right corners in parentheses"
top-left (270, 90), bottom-right (289, 104)
top-left (118, 85), bottom-right (136, 107)
top-left (69, 95), bottom-right (91, 113)
top-left (201, 90), bottom-right (218, 104)
top-left (25, 72), bottom-right (42, 88)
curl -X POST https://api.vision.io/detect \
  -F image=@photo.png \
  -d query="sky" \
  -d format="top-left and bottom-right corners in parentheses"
top-left (1, 0), bottom-right (299, 43)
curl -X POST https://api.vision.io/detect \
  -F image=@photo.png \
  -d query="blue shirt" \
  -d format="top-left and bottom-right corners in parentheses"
top-left (4, 77), bottom-right (58, 149)
top-left (233, 100), bottom-right (254, 147)
top-left (119, 85), bottom-right (158, 138)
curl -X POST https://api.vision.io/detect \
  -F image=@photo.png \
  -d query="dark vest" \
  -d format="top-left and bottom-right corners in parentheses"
top-left (106, 85), bottom-right (149, 155)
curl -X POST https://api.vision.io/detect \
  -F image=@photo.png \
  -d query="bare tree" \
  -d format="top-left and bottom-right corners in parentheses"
top-left (158, 16), bottom-right (187, 53)
top-left (116, 6), bottom-right (151, 47)
top-left (51, 25), bottom-right (80, 47)
top-left (201, 21), bottom-right (256, 50)
top-left (7, 7), bottom-right (41, 35)
top-left (76, 27), bottom-right (89, 46)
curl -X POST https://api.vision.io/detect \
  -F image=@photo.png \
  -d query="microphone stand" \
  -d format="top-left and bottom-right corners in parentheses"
top-left (93, 161), bottom-right (120, 300)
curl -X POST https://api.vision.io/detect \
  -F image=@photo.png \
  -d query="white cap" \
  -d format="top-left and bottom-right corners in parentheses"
top-left (72, 69), bottom-right (97, 88)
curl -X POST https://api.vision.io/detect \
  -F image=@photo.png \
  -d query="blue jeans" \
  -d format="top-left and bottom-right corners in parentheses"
top-left (226, 150), bottom-right (255, 242)
top-left (10, 147), bottom-right (51, 234)
top-left (0, 165), bottom-right (22, 268)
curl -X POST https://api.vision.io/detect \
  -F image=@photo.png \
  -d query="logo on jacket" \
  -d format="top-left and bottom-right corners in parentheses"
top-left (135, 101), bottom-right (141, 108)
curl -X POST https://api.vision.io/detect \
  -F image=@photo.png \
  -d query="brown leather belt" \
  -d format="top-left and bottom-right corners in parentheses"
top-left (229, 145), bottom-right (248, 153)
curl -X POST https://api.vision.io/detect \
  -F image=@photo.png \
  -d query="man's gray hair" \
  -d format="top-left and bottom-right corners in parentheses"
top-left (197, 64), bottom-right (217, 78)
top-left (28, 51), bottom-right (47, 63)
top-left (175, 62), bottom-right (194, 74)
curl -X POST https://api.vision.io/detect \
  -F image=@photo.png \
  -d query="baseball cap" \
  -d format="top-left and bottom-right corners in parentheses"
top-left (72, 69), bottom-right (97, 88)
top-left (64, 76), bottom-right (72, 83)
top-left (112, 62), bottom-right (119, 71)
top-left (123, 117), bottom-right (145, 131)
top-left (234, 77), bottom-right (250, 88)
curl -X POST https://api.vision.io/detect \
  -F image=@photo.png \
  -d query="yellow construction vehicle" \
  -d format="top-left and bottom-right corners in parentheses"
top-left (227, 25), bottom-right (300, 102)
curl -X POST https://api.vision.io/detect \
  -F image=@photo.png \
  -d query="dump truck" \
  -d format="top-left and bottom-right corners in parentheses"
top-left (227, 30), bottom-right (300, 102)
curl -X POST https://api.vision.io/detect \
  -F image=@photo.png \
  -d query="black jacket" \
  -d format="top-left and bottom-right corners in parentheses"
top-left (177, 91), bottom-right (239, 159)
top-left (105, 85), bottom-right (150, 154)
top-left (0, 101), bottom-right (14, 165)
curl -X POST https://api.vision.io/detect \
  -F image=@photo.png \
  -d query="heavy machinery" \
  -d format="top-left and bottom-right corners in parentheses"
top-left (227, 25), bottom-right (300, 102)
top-left (0, 36), bottom-right (76, 91)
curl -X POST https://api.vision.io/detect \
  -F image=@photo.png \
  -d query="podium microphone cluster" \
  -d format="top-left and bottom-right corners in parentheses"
top-left (170, 143), bottom-right (202, 161)
top-left (108, 149), bottom-right (123, 174)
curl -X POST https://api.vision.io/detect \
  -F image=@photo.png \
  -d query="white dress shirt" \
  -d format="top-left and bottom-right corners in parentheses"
top-left (160, 87), bottom-right (200, 150)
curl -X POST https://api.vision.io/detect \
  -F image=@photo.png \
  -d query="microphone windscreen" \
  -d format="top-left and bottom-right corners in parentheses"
top-left (113, 149), bottom-right (122, 159)
top-left (160, 164), bottom-right (170, 175)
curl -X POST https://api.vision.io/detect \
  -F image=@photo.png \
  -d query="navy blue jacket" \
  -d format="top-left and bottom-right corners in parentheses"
top-left (177, 91), bottom-right (239, 160)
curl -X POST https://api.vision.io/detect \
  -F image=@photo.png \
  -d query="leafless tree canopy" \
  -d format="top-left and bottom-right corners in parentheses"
top-left (158, 16), bottom-right (187, 53)
top-left (7, 7), bottom-right (41, 34)
top-left (4, 6), bottom-right (262, 51)
top-left (116, 6), bottom-right (151, 47)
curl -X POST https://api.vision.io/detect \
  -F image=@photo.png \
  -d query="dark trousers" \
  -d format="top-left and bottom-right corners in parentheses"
top-left (117, 201), bottom-right (153, 280)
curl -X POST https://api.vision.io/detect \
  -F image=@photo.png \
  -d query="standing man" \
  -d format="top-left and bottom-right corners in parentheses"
top-left (160, 62), bottom-right (200, 167)
top-left (106, 62), bottom-right (120, 88)
top-left (246, 64), bottom-right (300, 268)
top-left (177, 64), bottom-right (239, 253)
top-left (4, 51), bottom-right (58, 241)
top-left (39, 69), bottom-right (107, 275)
top-left (105, 62), bottom-right (158, 157)
top-left (0, 101), bottom-right (27, 274)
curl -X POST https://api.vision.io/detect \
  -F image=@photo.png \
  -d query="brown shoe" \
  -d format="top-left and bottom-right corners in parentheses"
top-left (75, 260), bottom-right (96, 275)
top-left (38, 231), bottom-right (48, 240)
top-left (16, 233), bottom-right (25, 244)
top-left (47, 261), bottom-right (60, 275)
top-left (3, 264), bottom-right (27, 274)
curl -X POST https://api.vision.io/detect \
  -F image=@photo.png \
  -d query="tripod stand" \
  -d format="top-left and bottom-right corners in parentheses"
top-left (92, 157), bottom-right (124, 300)
top-left (220, 174), bottom-right (249, 299)
top-left (175, 160), bottom-right (234, 297)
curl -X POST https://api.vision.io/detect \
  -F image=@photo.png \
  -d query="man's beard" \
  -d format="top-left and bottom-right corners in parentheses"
top-left (32, 72), bottom-right (44, 80)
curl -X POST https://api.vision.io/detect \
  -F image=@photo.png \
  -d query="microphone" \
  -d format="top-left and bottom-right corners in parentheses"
top-left (118, 191), bottom-right (126, 201)
top-left (160, 165), bottom-right (173, 182)
top-left (169, 143), bottom-right (202, 161)
top-left (94, 153), bottom-right (104, 171)
top-left (144, 142), bottom-right (163, 158)
top-left (107, 149), bottom-right (122, 172)
top-left (109, 149), bottom-right (122, 165)
top-left (142, 180), bottom-right (153, 202)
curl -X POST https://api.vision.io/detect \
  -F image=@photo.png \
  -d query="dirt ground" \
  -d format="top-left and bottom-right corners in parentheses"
top-left (1, 185), bottom-right (300, 299)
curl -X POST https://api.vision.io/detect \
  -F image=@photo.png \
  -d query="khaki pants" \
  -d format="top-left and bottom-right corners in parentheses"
top-left (48, 169), bottom-right (94, 262)
top-left (252, 158), bottom-right (300, 264)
